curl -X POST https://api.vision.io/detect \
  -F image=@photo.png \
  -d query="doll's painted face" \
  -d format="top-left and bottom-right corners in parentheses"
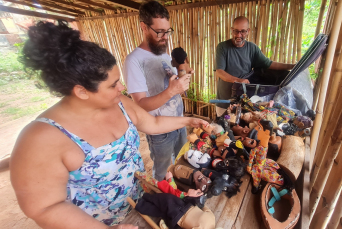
top-left (242, 137), bottom-right (257, 148)
top-left (241, 112), bottom-right (253, 123)
top-left (232, 125), bottom-right (250, 138)
top-left (193, 171), bottom-right (212, 192)
top-left (202, 124), bottom-right (214, 134)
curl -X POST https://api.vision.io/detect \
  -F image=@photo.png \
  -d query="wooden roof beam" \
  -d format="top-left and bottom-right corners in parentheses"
top-left (0, 5), bottom-right (75, 21)
top-left (104, 0), bottom-right (140, 11)
top-left (166, 0), bottom-right (256, 10)
top-left (23, 0), bottom-right (85, 15)
top-left (42, 0), bottom-right (102, 13)
top-left (2, 0), bottom-right (78, 17)
top-left (77, 0), bottom-right (255, 20)
top-left (74, 0), bottom-right (117, 11)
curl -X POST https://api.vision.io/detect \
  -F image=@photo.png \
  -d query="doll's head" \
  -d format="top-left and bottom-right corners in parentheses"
top-left (212, 123), bottom-right (224, 136)
top-left (171, 47), bottom-right (193, 77)
top-left (232, 125), bottom-right (250, 137)
top-left (241, 137), bottom-right (258, 148)
top-left (202, 124), bottom-right (214, 134)
top-left (193, 170), bottom-right (212, 192)
top-left (184, 150), bottom-right (211, 169)
top-left (254, 120), bottom-right (273, 147)
top-left (241, 112), bottom-right (253, 123)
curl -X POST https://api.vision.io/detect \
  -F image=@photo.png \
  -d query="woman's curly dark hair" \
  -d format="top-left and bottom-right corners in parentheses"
top-left (21, 20), bottom-right (116, 96)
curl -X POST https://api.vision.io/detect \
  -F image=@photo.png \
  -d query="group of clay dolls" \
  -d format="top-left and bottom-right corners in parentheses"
top-left (131, 47), bottom-right (314, 229)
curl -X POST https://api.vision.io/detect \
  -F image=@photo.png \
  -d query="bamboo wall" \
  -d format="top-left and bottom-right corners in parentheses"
top-left (77, 0), bottom-right (304, 104)
top-left (309, 0), bottom-right (342, 228)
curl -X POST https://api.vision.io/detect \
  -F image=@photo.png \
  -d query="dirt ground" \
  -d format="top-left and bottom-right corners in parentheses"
top-left (0, 111), bottom-right (153, 229)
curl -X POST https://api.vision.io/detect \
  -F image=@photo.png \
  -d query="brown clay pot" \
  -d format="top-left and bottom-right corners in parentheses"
top-left (260, 183), bottom-right (301, 229)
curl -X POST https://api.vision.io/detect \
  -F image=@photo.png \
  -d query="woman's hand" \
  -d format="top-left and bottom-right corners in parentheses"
top-left (188, 118), bottom-right (209, 129)
top-left (186, 189), bottom-right (203, 197)
top-left (109, 224), bottom-right (138, 229)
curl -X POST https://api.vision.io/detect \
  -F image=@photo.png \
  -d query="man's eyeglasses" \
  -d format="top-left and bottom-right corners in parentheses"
top-left (232, 29), bottom-right (249, 35)
top-left (145, 23), bottom-right (174, 38)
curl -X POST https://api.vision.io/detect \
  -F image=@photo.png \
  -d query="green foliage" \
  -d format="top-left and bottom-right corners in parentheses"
top-left (186, 82), bottom-right (216, 103)
top-left (309, 64), bottom-right (319, 79)
top-left (0, 42), bottom-right (44, 86)
top-left (302, 0), bottom-right (329, 54)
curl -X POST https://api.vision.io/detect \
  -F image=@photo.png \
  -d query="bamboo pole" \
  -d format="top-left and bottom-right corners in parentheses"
top-left (292, 0), bottom-right (299, 63)
top-left (256, 0), bottom-right (265, 47)
top-left (310, 0), bottom-right (342, 165)
top-left (327, 192), bottom-right (342, 229)
top-left (297, 0), bottom-right (305, 60)
top-left (313, 31), bottom-right (342, 170)
top-left (311, 83), bottom-right (342, 189)
top-left (315, 0), bottom-right (328, 38)
top-left (310, 146), bottom-right (342, 228)
top-left (310, 110), bottom-right (342, 222)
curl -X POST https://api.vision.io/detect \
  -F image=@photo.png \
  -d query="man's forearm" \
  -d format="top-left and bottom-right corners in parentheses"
top-left (269, 61), bottom-right (295, 70)
top-left (216, 69), bottom-right (240, 83)
top-left (135, 89), bottom-right (173, 112)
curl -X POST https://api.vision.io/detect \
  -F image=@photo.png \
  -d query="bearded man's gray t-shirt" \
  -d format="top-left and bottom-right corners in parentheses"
top-left (215, 39), bottom-right (272, 109)
top-left (123, 47), bottom-right (183, 117)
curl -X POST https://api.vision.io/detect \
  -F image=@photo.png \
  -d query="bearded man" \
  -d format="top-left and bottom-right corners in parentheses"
top-left (215, 16), bottom-right (295, 117)
top-left (123, 1), bottom-right (191, 181)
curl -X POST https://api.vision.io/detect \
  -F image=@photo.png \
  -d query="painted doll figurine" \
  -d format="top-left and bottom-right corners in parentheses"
top-left (247, 120), bottom-right (284, 194)
top-left (135, 171), bottom-right (204, 199)
top-left (187, 123), bottom-right (229, 152)
top-left (171, 47), bottom-right (194, 77)
top-left (184, 150), bottom-right (211, 169)
top-left (210, 140), bottom-right (249, 162)
top-left (167, 164), bottom-right (213, 193)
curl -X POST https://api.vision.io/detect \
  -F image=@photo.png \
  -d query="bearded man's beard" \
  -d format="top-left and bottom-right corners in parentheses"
top-left (147, 33), bottom-right (168, 55)
top-left (233, 37), bottom-right (245, 46)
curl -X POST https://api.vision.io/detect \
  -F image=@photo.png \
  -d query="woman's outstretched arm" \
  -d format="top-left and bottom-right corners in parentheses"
top-left (121, 95), bottom-right (209, 135)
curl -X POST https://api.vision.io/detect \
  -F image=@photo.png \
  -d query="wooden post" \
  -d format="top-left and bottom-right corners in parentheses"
top-left (327, 192), bottom-right (342, 229)
top-left (313, 33), bottom-right (342, 172)
top-left (310, 111), bottom-right (342, 222)
top-left (315, 0), bottom-right (328, 38)
top-left (297, 0), bottom-right (305, 60)
top-left (310, 147), bottom-right (342, 228)
top-left (310, 0), bottom-right (342, 162)
top-left (311, 84), bottom-right (342, 189)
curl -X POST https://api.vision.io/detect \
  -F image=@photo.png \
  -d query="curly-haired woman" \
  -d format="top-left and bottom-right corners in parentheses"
top-left (10, 21), bottom-right (208, 229)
